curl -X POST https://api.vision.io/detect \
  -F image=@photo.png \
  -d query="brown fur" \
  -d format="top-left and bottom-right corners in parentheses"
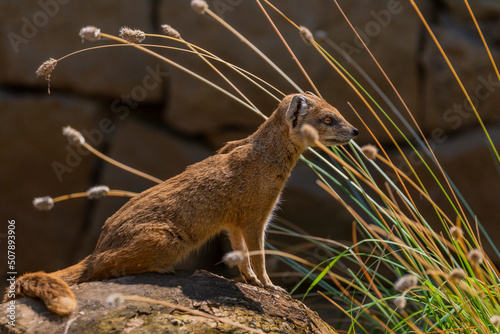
top-left (6, 93), bottom-right (358, 315)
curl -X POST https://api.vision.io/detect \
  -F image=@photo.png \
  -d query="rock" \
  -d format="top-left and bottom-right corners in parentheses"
top-left (421, 14), bottom-right (500, 135)
top-left (0, 92), bottom-right (105, 282)
top-left (0, 271), bottom-right (336, 334)
top-left (0, 0), bottom-right (164, 101)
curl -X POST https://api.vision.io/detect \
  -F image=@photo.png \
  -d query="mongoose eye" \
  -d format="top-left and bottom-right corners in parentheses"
top-left (322, 117), bottom-right (336, 125)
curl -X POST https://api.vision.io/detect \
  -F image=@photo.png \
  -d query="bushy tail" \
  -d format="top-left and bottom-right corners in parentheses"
top-left (4, 257), bottom-right (90, 316)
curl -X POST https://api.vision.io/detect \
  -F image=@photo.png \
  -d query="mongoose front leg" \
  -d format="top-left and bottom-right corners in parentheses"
top-left (241, 224), bottom-right (283, 291)
top-left (227, 228), bottom-right (262, 287)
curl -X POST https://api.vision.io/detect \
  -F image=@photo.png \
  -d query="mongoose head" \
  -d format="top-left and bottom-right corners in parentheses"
top-left (284, 92), bottom-right (358, 147)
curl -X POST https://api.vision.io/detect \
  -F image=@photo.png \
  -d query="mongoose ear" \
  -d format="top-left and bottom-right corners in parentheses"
top-left (286, 94), bottom-right (308, 127)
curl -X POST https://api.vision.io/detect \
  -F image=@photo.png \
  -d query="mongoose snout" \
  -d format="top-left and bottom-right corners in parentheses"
top-left (9, 92), bottom-right (358, 315)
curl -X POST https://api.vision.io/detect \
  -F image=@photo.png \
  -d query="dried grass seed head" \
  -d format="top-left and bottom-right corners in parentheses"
top-left (105, 293), bottom-right (124, 308)
top-left (491, 315), bottom-right (500, 327)
top-left (361, 144), bottom-right (378, 160)
top-left (449, 226), bottom-right (463, 240)
top-left (394, 274), bottom-right (418, 292)
top-left (36, 58), bottom-right (58, 79)
top-left (300, 26), bottom-right (314, 45)
top-left (222, 251), bottom-right (244, 268)
top-left (393, 295), bottom-right (407, 309)
top-left (62, 126), bottom-right (85, 146)
top-left (119, 27), bottom-right (146, 43)
top-left (79, 26), bottom-right (101, 42)
top-left (161, 24), bottom-right (181, 39)
top-left (191, 0), bottom-right (208, 14)
top-left (467, 249), bottom-right (484, 266)
top-left (301, 124), bottom-right (319, 146)
top-left (33, 196), bottom-right (54, 211)
top-left (449, 268), bottom-right (466, 281)
top-left (87, 185), bottom-right (110, 200)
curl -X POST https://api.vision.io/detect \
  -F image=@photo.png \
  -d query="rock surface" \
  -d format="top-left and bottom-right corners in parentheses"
top-left (0, 271), bottom-right (335, 334)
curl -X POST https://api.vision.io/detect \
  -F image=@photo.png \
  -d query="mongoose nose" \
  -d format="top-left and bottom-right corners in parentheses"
top-left (352, 128), bottom-right (359, 136)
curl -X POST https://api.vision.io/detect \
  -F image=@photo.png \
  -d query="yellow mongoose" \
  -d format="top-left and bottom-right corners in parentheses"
top-left (8, 92), bottom-right (358, 315)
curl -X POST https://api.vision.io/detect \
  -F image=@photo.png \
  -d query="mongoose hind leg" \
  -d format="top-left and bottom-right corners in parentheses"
top-left (227, 228), bottom-right (262, 287)
top-left (86, 248), bottom-right (175, 280)
top-left (89, 227), bottom-right (187, 280)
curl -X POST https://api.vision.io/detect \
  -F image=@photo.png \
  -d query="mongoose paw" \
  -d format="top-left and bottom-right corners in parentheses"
top-left (265, 283), bottom-right (287, 294)
top-left (243, 275), bottom-right (264, 288)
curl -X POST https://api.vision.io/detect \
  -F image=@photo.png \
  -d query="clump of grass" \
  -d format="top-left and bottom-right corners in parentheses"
top-left (33, 0), bottom-right (500, 332)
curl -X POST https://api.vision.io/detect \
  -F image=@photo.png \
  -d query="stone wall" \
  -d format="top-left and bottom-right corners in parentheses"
top-left (2, 0), bottom-right (500, 288)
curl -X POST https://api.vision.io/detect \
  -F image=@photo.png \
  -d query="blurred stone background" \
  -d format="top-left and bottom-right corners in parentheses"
top-left (1, 0), bottom-right (500, 295)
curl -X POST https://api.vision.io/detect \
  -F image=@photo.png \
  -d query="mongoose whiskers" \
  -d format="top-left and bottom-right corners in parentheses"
top-left (7, 92), bottom-right (358, 315)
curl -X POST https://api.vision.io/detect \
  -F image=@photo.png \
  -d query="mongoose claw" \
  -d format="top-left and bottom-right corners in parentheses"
top-left (243, 274), bottom-right (264, 288)
top-left (250, 278), bottom-right (265, 288)
top-left (265, 284), bottom-right (287, 294)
